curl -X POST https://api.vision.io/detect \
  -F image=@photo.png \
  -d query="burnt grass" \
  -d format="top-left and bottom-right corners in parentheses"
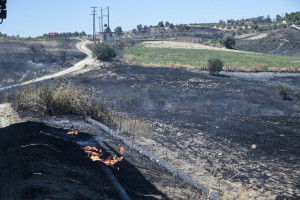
top-left (0, 121), bottom-right (193, 200)
top-left (0, 122), bottom-right (118, 200)
top-left (0, 38), bottom-right (86, 87)
top-left (235, 28), bottom-right (300, 57)
top-left (71, 64), bottom-right (300, 199)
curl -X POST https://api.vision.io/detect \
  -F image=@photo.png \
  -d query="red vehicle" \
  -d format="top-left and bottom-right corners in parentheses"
top-left (48, 32), bottom-right (60, 38)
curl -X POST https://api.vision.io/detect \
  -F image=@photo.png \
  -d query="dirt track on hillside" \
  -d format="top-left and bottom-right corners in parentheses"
top-left (0, 39), bottom-right (95, 92)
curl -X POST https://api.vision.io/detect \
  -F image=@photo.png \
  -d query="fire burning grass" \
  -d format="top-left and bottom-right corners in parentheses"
top-left (66, 130), bottom-right (78, 135)
top-left (84, 146), bottom-right (124, 170)
top-left (64, 130), bottom-right (125, 169)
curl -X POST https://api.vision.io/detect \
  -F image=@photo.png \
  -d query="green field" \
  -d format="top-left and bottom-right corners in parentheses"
top-left (126, 45), bottom-right (300, 71)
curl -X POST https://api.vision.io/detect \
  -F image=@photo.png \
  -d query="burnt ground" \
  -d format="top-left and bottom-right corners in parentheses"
top-left (0, 37), bottom-right (299, 199)
top-left (0, 119), bottom-right (203, 200)
top-left (68, 64), bottom-right (300, 199)
top-left (0, 122), bottom-right (117, 200)
top-left (0, 38), bottom-right (86, 87)
top-left (235, 28), bottom-right (300, 57)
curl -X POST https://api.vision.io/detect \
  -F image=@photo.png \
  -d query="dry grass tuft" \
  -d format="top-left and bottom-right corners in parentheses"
top-left (14, 81), bottom-right (111, 123)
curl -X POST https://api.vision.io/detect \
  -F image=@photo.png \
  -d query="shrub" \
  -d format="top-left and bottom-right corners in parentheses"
top-left (277, 85), bottom-right (290, 99)
top-left (152, 98), bottom-right (165, 110)
top-left (58, 51), bottom-right (67, 64)
top-left (14, 82), bottom-right (111, 123)
top-left (294, 90), bottom-right (300, 100)
top-left (29, 44), bottom-right (46, 55)
top-left (29, 43), bottom-right (46, 62)
top-left (220, 34), bottom-right (235, 49)
top-left (208, 58), bottom-right (223, 75)
top-left (92, 42), bottom-right (116, 61)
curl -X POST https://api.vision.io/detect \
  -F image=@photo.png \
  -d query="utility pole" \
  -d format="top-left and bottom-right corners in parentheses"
top-left (107, 6), bottom-right (110, 31)
top-left (101, 7), bottom-right (103, 32)
top-left (90, 6), bottom-right (98, 41)
top-left (98, 17), bottom-right (101, 33)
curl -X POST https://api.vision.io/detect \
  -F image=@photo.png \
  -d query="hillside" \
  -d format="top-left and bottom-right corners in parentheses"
top-left (0, 38), bottom-right (86, 88)
top-left (122, 21), bottom-right (300, 57)
top-left (235, 27), bottom-right (300, 57)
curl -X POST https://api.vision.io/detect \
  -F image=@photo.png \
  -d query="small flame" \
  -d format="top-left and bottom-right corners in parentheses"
top-left (67, 131), bottom-right (78, 135)
top-left (83, 146), bottom-right (124, 169)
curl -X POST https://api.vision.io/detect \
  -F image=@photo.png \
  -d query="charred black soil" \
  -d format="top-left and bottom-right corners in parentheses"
top-left (1, 36), bottom-right (299, 199)
top-left (0, 38), bottom-right (86, 87)
top-left (0, 120), bottom-right (202, 200)
top-left (69, 64), bottom-right (300, 199)
top-left (0, 122), bottom-right (117, 200)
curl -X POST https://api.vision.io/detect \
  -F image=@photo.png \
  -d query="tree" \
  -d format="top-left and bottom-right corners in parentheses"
top-left (158, 21), bottom-right (164, 27)
top-left (284, 12), bottom-right (300, 24)
top-left (137, 24), bottom-right (143, 32)
top-left (208, 58), bottom-right (223, 75)
top-left (132, 29), bottom-right (137, 34)
top-left (169, 23), bottom-right (175, 29)
top-left (266, 15), bottom-right (272, 23)
top-left (114, 26), bottom-right (123, 36)
top-left (276, 14), bottom-right (282, 22)
top-left (165, 21), bottom-right (170, 27)
top-left (220, 34), bottom-right (235, 49)
top-left (251, 24), bottom-right (259, 31)
top-left (92, 42), bottom-right (116, 61)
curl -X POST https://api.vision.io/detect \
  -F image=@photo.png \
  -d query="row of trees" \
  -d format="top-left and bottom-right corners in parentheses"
top-left (40, 31), bottom-right (87, 38)
top-left (284, 12), bottom-right (300, 24)
top-left (221, 12), bottom-right (300, 26)
top-left (128, 21), bottom-right (191, 35)
top-left (116, 12), bottom-right (299, 37)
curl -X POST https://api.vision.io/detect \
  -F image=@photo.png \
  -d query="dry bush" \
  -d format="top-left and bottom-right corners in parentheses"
top-left (14, 84), bottom-right (40, 111)
top-left (121, 94), bottom-right (143, 110)
top-left (294, 90), bottom-right (300, 100)
top-left (14, 81), bottom-right (111, 123)
top-left (276, 85), bottom-right (290, 99)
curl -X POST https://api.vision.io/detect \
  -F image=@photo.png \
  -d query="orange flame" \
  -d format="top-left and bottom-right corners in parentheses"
top-left (83, 146), bottom-right (124, 169)
top-left (67, 131), bottom-right (78, 135)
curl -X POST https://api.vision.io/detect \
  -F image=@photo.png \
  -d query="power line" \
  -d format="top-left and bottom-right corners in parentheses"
top-left (101, 7), bottom-right (103, 32)
top-left (90, 6), bottom-right (98, 41)
top-left (98, 17), bottom-right (101, 33)
top-left (100, 6), bottom-right (110, 32)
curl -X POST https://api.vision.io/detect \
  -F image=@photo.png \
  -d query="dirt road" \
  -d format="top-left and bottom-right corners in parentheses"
top-left (0, 39), bottom-right (95, 92)
top-left (0, 39), bottom-right (94, 128)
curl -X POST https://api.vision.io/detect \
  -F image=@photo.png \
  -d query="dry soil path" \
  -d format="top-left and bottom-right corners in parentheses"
top-left (0, 39), bottom-right (95, 128)
top-left (0, 39), bottom-right (95, 92)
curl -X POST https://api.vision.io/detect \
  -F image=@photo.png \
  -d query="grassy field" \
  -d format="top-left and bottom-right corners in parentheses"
top-left (125, 45), bottom-right (300, 71)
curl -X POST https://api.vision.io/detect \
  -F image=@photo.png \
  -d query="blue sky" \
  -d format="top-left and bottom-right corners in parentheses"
top-left (0, 0), bottom-right (299, 37)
